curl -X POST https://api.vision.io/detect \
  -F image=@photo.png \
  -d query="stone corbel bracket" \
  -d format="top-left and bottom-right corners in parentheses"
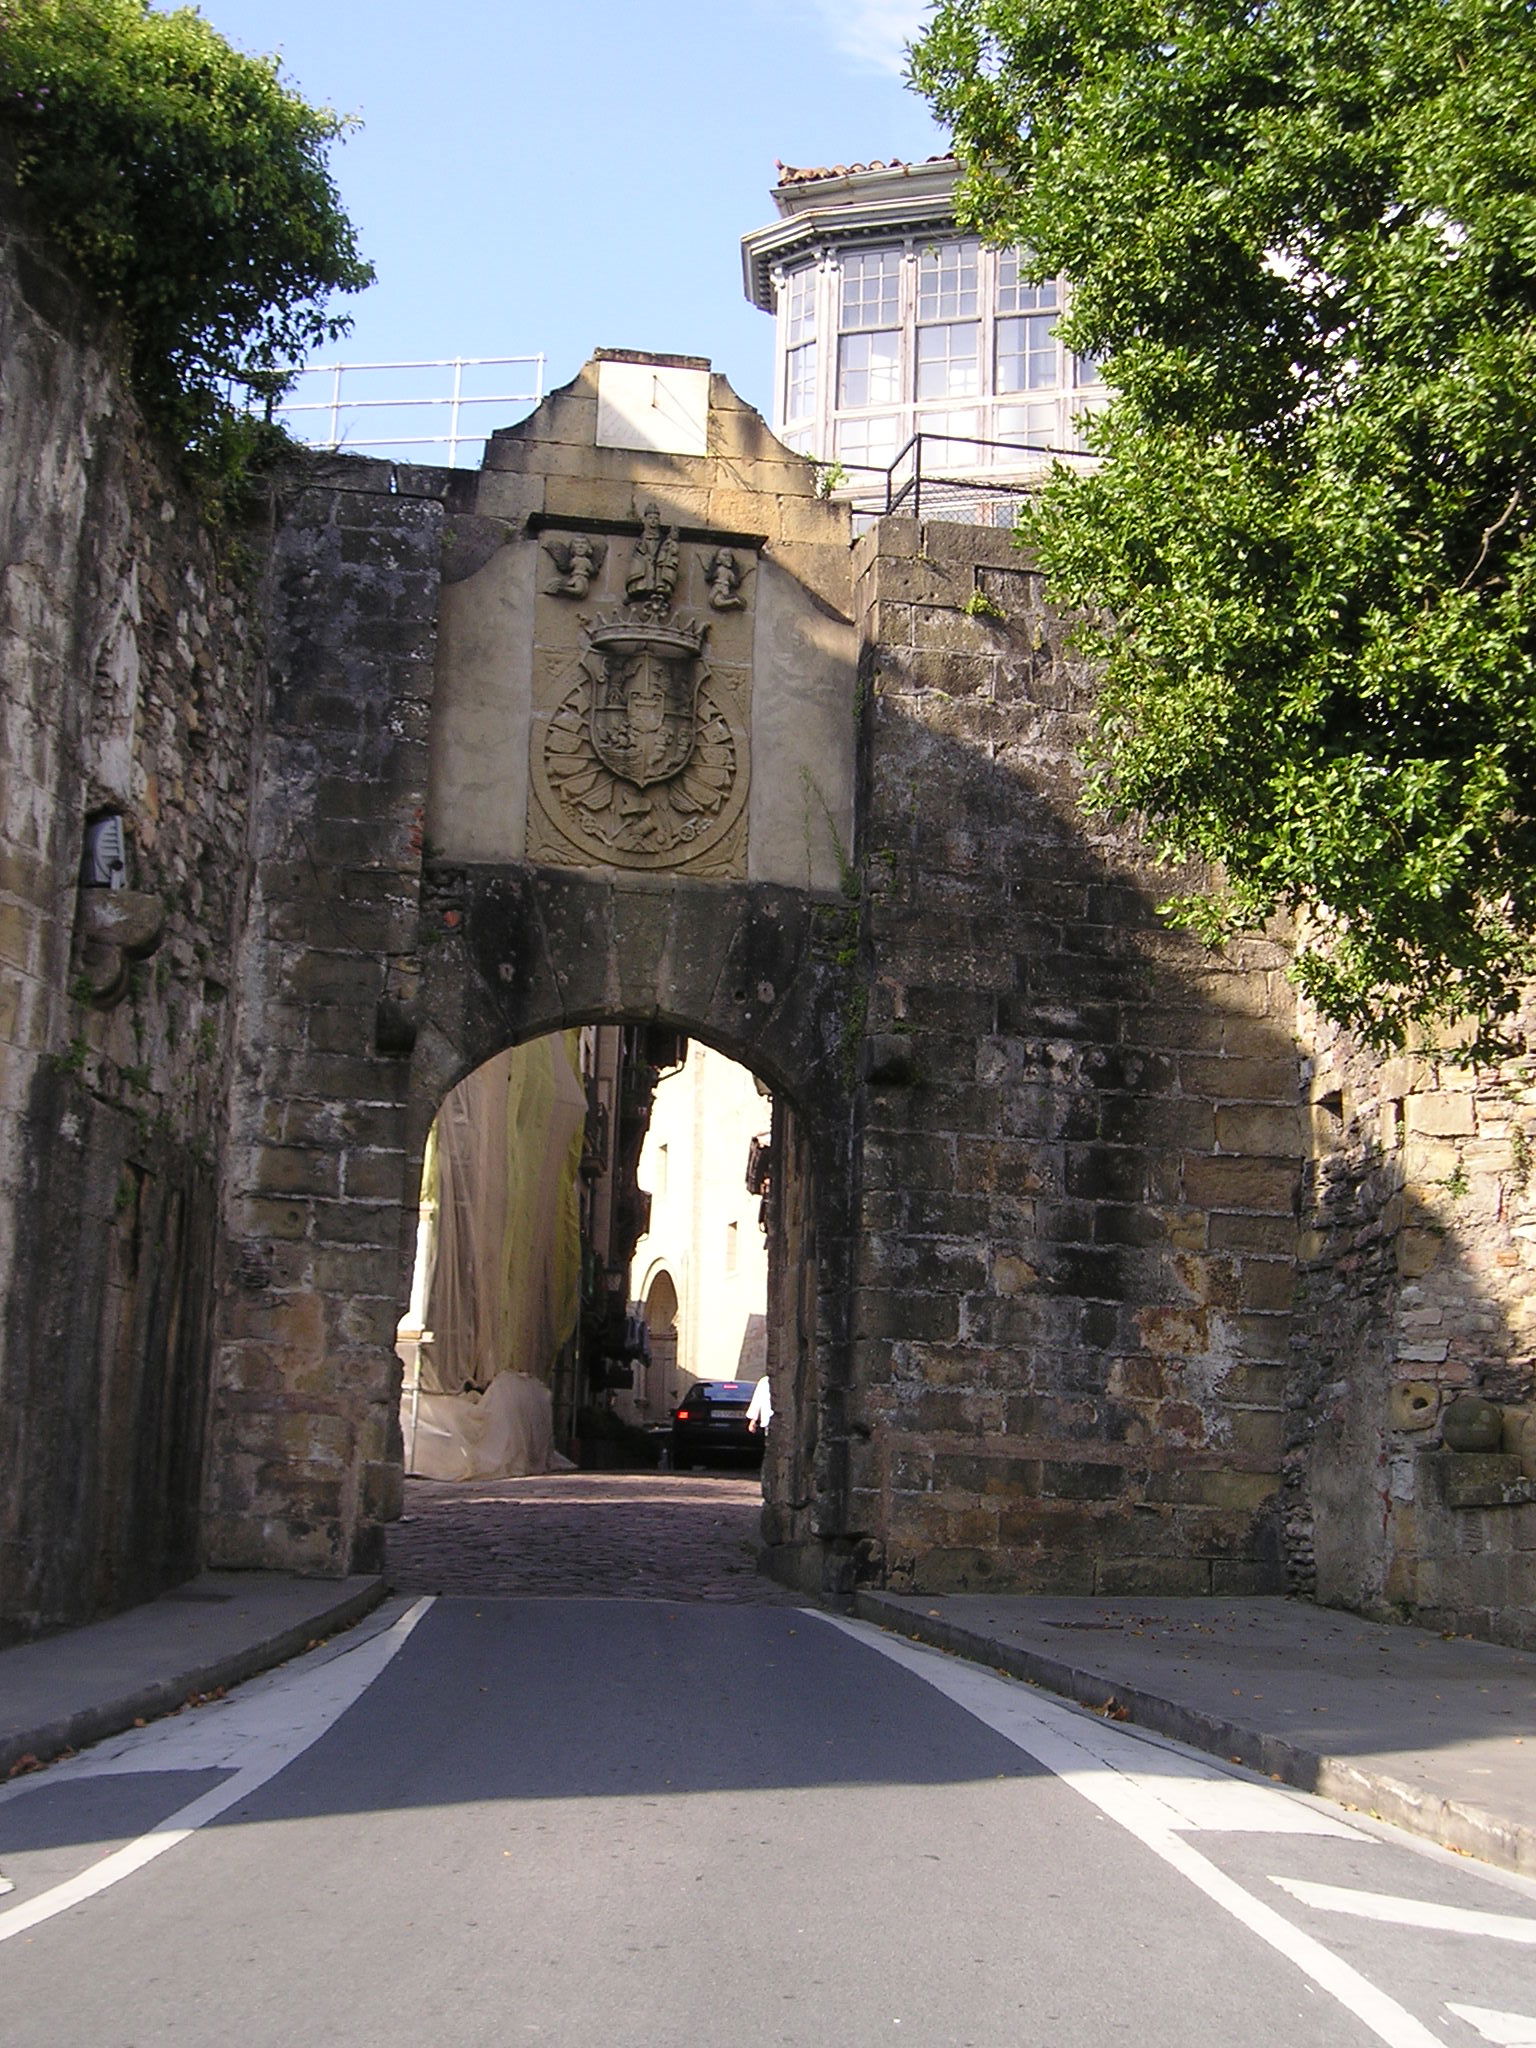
top-left (76, 888), bottom-right (165, 1007)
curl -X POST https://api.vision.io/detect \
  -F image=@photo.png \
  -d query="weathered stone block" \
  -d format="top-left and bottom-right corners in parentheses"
top-left (1405, 1094), bottom-right (1478, 1137)
top-left (249, 1146), bottom-right (341, 1199)
top-left (1182, 1155), bottom-right (1301, 1214)
top-left (1097, 1557), bottom-right (1214, 1596)
top-left (1421, 1451), bottom-right (1536, 1510)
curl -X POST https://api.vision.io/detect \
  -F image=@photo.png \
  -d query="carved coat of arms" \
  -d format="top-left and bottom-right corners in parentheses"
top-left (585, 616), bottom-right (706, 788)
top-left (534, 504), bottom-right (750, 870)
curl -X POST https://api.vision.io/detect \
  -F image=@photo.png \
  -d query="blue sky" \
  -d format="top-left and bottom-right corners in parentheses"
top-left (179, 2), bottom-right (949, 439)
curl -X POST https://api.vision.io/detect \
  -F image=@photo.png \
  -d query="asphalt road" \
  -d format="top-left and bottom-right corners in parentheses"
top-left (3, 1597), bottom-right (1535, 2047)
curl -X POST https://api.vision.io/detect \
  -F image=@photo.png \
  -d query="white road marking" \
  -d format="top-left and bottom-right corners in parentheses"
top-left (0, 1595), bottom-right (433, 1943)
top-left (1271, 1877), bottom-right (1536, 1945)
top-left (1446, 2003), bottom-right (1536, 2043)
top-left (814, 1611), bottom-right (1442, 2048)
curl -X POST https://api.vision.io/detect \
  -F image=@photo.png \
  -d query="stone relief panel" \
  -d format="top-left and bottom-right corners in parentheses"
top-left (528, 505), bottom-right (753, 876)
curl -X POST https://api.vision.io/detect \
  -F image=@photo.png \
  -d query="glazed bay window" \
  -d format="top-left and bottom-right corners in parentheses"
top-left (755, 212), bottom-right (1101, 477)
top-left (837, 249), bottom-right (901, 410)
top-left (781, 265), bottom-right (817, 429)
top-left (918, 239), bottom-right (979, 322)
top-left (785, 339), bottom-right (816, 422)
top-left (839, 328), bottom-right (901, 407)
top-left (996, 400), bottom-right (1062, 447)
top-left (995, 252), bottom-right (1062, 394)
top-left (841, 247), bottom-right (900, 328)
top-left (916, 238), bottom-right (980, 401)
top-left (916, 322), bottom-right (980, 399)
top-left (834, 412), bottom-right (900, 471)
top-left (916, 408), bottom-right (981, 459)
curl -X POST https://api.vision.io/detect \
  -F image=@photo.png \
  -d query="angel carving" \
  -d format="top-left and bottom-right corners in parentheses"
top-left (703, 546), bottom-right (747, 610)
top-left (541, 533), bottom-right (607, 597)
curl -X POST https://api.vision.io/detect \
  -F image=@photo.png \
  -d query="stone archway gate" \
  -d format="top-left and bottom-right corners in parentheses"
top-left (203, 349), bottom-right (1305, 1602)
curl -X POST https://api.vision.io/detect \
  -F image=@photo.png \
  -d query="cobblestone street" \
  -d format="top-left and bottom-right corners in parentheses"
top-left (385, 1470), bottom-right (800, 1601)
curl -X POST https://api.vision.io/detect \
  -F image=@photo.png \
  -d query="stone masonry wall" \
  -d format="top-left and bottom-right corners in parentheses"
top-left (847, 519), bottom-right (1308, 1597)
top-left (1292, 1004), bottom-right (1536, 1648)
top-left (0, 196), bottom-right (261, 1637)
top-left (203, 456), bottom-right (445, 1577)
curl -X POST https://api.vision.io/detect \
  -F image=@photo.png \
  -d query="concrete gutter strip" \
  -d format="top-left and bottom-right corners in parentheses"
top-left (0, 1572), bottom-right (387, 1779)
top-left (852, 1590), bottom-right (1536, 1883)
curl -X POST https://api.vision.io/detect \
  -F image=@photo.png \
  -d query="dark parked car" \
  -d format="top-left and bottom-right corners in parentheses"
top-left (670, 1380), bottom-right (763, 1468)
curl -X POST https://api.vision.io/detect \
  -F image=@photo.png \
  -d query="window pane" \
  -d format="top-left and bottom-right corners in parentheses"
top-left (997, 401), bottom-right (1061, 445)
top-left (996, 249), bottom-right (1060, 316)
top-left (785, 339), bottom-right (817, 421)
top-left (840, 249), bottom-right (900, 330)
top-left (916, 408), bottom-right (982, 454)
top-left (838, 329), bottom-right (902, 407)
top-left (835, 413), bottom-right (900, 467)
top-left (915, 322), bottom-right (980, 399)
top-left (917, 239), bottom-right (979, 322)
top-left (1074, 351), bottom-right (1105, 387)
top-left (996, 313), bottom-right (1060, 392)
top-left (1070, 393), bottom-right (1111, 446)
top-left (783, 266), bottom-right (817, 348)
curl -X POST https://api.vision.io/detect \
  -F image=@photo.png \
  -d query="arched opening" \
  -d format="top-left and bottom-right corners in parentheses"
top-left (388, 1022), bottom-right (822, 1595)
top-left (638, 1269), bottom-right (679, 1416)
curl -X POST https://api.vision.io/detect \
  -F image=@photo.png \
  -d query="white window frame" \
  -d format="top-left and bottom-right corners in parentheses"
top-left (774, 234), bottom-right (1103, 472)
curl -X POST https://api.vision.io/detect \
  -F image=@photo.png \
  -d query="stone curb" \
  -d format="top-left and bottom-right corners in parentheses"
top-left (0, 1577), bottom-right (388, 1780)
top-left (852, 1590), bottom-right (1536, 1882)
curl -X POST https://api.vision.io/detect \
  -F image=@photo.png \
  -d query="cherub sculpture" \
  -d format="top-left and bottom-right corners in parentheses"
top-left (704, 546), bottom-right (746, 610)
top-left (541, 533), bottom-right (606, 597)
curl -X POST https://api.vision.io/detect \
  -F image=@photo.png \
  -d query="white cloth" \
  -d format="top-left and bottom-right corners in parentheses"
top-left (746, 1374), bottom-right (773, 1431)
top-left (401, 1370), bottom-right (570, 1481)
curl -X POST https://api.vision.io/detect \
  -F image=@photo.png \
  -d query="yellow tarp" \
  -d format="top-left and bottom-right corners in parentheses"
top-left (417, 1033), bottom-right (587, 1393)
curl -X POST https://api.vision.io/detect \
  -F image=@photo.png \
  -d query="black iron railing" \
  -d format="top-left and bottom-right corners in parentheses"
top-left (827, 430), bottom-right (1097, 529)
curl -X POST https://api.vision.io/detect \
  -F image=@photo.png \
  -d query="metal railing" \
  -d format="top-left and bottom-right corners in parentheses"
top-left (833, 430), bottom-right (1098, 529)
top-left (258, 354), bottom-right (546, 467)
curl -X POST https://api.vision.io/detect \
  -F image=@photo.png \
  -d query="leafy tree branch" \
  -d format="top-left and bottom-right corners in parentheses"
top-left (912, 0), bottom-right (1536, 1057)
top-left (0, 0), bottom-right (371, 471)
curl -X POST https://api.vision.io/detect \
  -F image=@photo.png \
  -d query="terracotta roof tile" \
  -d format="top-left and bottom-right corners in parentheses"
top-left (774, 155), bottom-right (955, 187)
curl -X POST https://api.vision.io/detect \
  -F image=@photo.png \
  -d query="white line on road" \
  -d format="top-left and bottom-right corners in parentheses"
top-left (1446, 2003), bottom-right (1536, 2043)
top-left (1271, 1877), bottom-right (1536, 1944)
top-left (0, 1594), bottom-right (434, 1945)
top-left (814, 1611), bottom-right (1443, 2048)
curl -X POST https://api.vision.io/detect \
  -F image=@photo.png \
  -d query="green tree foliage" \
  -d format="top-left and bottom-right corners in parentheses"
top-left (0, 0), bottom-right (371, 462)
top-left (912, 0), bottom-right (1536, 1055)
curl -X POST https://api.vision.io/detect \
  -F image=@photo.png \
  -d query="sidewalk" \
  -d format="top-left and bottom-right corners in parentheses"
top-left (854, 1590), bottom-right (1536, 1880)
top-left (3, 1545), bottom-right (1533, 1885)
top-left (0, 1571), bottom-right (384, 1778)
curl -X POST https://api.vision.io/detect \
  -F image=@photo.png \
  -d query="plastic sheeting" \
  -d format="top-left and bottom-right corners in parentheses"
top-left (402, 1370), bottom-right (571, 1482)
top-left (417, 1033), bottom-right (588, 1396)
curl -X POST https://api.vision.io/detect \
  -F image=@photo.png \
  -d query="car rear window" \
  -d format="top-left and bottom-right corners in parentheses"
top-left (686, 1382), bottom-right (751, 1405)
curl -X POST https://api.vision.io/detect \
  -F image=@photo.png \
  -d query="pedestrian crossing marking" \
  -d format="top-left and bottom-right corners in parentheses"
top-left (1270, 1877), bottom-right (1536, 1944)
top-left (1445, 2005), bottom-right (1536, 2044)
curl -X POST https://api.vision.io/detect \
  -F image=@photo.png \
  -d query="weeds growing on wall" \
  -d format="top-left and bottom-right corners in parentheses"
top-left (0, 0), bottom-right (371, 491)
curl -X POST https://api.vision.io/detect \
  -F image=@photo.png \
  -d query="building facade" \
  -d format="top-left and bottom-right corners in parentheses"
top-left (741, 157), bottom-right (1107, 504)
top-left (627, 1042), bottom-right (771, 1421)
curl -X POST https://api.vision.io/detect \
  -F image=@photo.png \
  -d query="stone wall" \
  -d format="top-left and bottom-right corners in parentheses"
top-left (844, 519), bottom-right (1307, 1596)
top-left (9, 248), bottom-right (1534, 1645)
top-left (201, 360), bottom-right (866, 1581)
top-left (204, 457), bottom-right (445, 1577)
top-left (1291, 1007), bottom-right (1536, 1648)
top-left (0, 199), bottom-right (260, 1637)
